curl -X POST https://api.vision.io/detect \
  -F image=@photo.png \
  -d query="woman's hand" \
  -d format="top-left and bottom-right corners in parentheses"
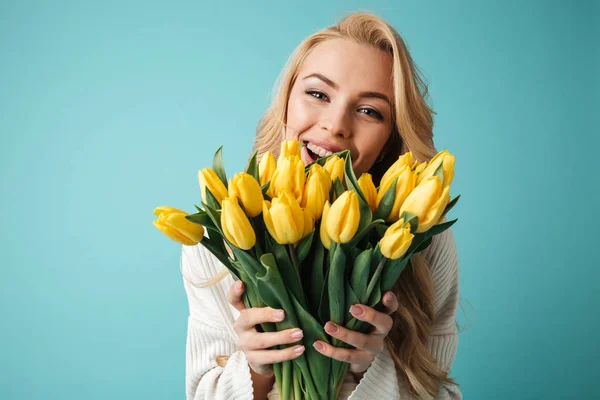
top-left (313, 291), bottom-right (399, 376)
top-left (227, 280), bottom-right (306, 376)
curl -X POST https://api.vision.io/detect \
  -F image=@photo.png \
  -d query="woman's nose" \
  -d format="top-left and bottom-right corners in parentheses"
top-left (318, 106), bottom-right (352, 138)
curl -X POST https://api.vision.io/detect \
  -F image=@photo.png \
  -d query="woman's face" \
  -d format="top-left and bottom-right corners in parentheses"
top-left (285, 38), bottom-right (395, 177)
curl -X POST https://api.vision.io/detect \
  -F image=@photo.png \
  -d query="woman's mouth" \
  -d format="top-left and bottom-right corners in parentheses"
top-left (301, 141), bottom-right (335, 165)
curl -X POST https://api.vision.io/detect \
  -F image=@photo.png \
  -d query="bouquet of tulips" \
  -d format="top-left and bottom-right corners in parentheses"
top-left (153, 139), bottom-right (460, 400)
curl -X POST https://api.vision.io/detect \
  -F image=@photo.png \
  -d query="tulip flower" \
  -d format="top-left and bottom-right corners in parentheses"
top-left (198, 167), bottom-right (229, 207)
top-left (263, 191), bottom-right (307, 244)
top-left (220, 197), bottom-right (256, 250)
top-left (258, 151), bottom-right (276, 186)
top-left (267, 155), bottom-right (305, 203)
top-left (376, 164), bottom-right (416, 222)
top-left (301, 163), bottom-right (332, 220)
top-left (301, 207), bottom-right (315, 240)
top-left (320, 201), bottom-right (332, 249)
top-left (326, 190), bottom-right (360, 243)
top-left (416, 150), bottom-right (455, 189)
top-left (380, 152), bottom-right (414, 190)
top-left (278, 139), bottom-right (301, 164)
top-left (228, 172), bottom-right (263, 217)
top-left (379, 218), bottom-right (414, 259)
top-left (413, 161), bottom-right (427, 176)
top-left (153, 206), bottom-right (204, 246)
top-left (323, 155), bottom-right (345, 183)
top-left (399, 175), bottom-right (451, 233)
top-left (357, 173), bottom-right (377, 213)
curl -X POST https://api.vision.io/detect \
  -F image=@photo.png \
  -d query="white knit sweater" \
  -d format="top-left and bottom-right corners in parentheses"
top-left (180, 228), bottom-right (462, 399)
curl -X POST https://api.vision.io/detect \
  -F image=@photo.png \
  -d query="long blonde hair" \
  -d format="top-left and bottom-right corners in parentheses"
top-left (195, 11), bottom-right (462, 398)
top-left (253, 12), bottom-right (458, 398)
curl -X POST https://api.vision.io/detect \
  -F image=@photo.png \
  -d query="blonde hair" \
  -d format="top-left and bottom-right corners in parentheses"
top-left (192, 11), bottom-right (462, 398)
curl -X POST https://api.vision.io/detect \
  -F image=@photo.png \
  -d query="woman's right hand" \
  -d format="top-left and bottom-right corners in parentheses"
top-left (227, 280), bottom-right (306, 376)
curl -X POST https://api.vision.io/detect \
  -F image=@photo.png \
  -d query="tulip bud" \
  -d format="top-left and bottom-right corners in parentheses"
top-left (301, 163), bottom-right (332, 220)
top-left (320, 201), bottom-right (332, 249)
top-left (413, 161), bottom-right (427, 176)
top-left (326, 190), bottom-right (360, 243)
top-left (376, 165), bottom-right (416, 222)
top-left (380, 152), bottom-right (414, 190)
top-left (153, 206), bottom-right (204, 246)
top-left (399, 176), bottom-right (451, 233)
top-left (198, 168), bottom-right (229, 207)
top-left (379, 218), bottom-right (414, 259)
top-left (416, 150), bottom-right (455, 189)
top-left (278, 139), bottom-right (301, 164)
top-left (323, 155), bottom-right (345, 184)
top-left (357, 173), bottom-right (377, 213)
top-left (220, 198), bottom-right (256, 250)
top-left (228, 172), bottom-right (263, 217)
top-left (263, 191), bottom-right (306, 244)
top-left (258, 151), bottom-right (276, 186)
top-left (267, 155), bottom-right (305, 204)
top-left (301, 207), bottom-right (315, 239)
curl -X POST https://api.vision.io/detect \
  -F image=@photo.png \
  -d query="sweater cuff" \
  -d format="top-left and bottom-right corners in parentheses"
top-left (347, 342), bottom-right (400, 399)
top-left (217, 350), bottom-right (254, 400)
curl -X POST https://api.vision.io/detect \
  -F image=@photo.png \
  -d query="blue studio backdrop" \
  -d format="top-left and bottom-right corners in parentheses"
top-left (1, 1), bottom-right (598, 399)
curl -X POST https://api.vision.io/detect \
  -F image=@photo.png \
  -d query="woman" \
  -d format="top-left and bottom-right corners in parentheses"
top-left (181, 11), bottom-right (462, 400)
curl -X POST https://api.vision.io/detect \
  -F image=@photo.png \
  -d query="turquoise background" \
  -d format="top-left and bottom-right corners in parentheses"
top-left (1, 1), bottom-right (598, 399)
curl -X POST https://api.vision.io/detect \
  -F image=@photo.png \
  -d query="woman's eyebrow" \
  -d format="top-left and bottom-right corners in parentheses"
top-left (302, 72), bottom-right (392, 107)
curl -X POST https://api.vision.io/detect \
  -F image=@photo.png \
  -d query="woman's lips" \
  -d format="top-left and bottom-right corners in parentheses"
top-left (301, 144), bottom-right (316, 165)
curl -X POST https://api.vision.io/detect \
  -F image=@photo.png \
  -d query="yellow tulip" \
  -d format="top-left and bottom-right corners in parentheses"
top-left (263, 191), bottom-right (306, 244)
top-left (153, 206), bottom-right (204, 246)
top-left (326, 190), bottom-right (360, 243)
top-left (278, 139), bottom-right (301, 164)
top-left (416, 150), bottom-right (455, 189)
top-left (379, 218), bottom-right (414, 259)
top-left (380, 152), bottom-right (414, 190)
top-left (376, 164), bottom-right (416, 222)
top-left (228, 172), bottom-right (263, 217)
top-left (357, 173), bottom-right (377, 213)
top-left (301, 163), bottom-right (332, 220)
top-left (399, 175), bottom-right (451, 233)
top-left (301, 207), bottom-right (315, 239)
top-left (320, 201), bottom-right (332, 249)
top-left (267, 155), bottom-right (305, 204)
top-left (198, 168), bottom-right (229, 207)
top-left (323, 155), bottom-right (345, 183)
top-left (220, 198), bottom-right (256, 250)
top-left (258, 151), bottom-right (276, 186)
top-left (413, 161), bottom-right (427, 176)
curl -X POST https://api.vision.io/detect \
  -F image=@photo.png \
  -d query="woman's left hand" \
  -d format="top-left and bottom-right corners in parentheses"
top-left (313, 291), bottom-right (399, 376)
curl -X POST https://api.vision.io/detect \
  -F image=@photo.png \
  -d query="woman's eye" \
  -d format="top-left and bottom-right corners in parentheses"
top-left (359, 108), bottom-right (383, 120)
top-left (305, 90), bottom-right (328, 101)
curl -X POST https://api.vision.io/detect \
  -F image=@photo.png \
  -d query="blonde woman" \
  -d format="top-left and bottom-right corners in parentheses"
top-left (181, 11), bottom-right (462, 400)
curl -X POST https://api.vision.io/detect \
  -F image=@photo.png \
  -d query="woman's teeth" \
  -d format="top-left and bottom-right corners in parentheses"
top-left (306, 142), bottom-right (334, 158)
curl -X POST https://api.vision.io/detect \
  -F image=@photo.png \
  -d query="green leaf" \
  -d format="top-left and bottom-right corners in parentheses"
top-left (246, 150), bottom-right (259, 181)
top-left (228, 246), bottom-right (265, 280)
top-left (205, 188), bottom-right (221, 211)
top-left (380, 256), bottom-right (410, 293)
top-left (212, 146), bottom-right (228, 188)
top-left (288, 292), bottom-right (330, 396)
top-left (399, 210), bottom-right (419, 234)
top-left (341, 219), bottom-right (383, 250)
top-left (185, 210), bottom-right (213, 227)
top-left (267, 236), bottom-right (307, 310)
top-left (296, 231), bottom-right (314, 265)
top-left (426, 218), bottom-right (458, 238)
top-left (344, 281), bottom-right (361, 325)
top-left (332, 178), bottom-right (345, 199)
top-left (375, 223), bottom-right (388, 237)
top-left (374, 176), bottom-right (397, 221)
top-left (309, 239), bottom-right (325, 316)
top-left (350, 249), bottom-right (372, 304)
top-left (439, 194), bottom-right (461, 221)
top-left (365, 256), bottom-right (387, 306)
top-left (261, 181), bottom-right (271, 197)
top-left (202, 202), bottom-right (222, 231)
top-left (413, 236), bottom-right (433, 254)
top-left (328, 242), bottom-right (347, 326)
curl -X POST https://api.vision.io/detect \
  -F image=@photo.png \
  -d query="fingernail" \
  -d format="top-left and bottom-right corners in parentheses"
top-left (235, 281), bottom-right (243, 292)
top-left (350, 305), bottom-right (364, 316)
top-left (294, 345), bottom-right (305, 354)
top-left (325, 322), bottom-right (338, 333)
top-left (313, 341), bottom-right (324, 351)
top-left (384, 293), bottom-right (393, 303)
top-left (273, 310), bottom-right (285, 320)
top-left (290, 329), bottom-right (303, 340)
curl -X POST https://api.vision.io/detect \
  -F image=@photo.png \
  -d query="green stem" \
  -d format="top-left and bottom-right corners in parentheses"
top-left (365, 256), bottom-right (388, 302)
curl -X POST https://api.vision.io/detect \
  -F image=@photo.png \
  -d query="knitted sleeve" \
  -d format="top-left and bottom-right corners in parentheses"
top-left (181, 244), bottom-right (254, 400)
